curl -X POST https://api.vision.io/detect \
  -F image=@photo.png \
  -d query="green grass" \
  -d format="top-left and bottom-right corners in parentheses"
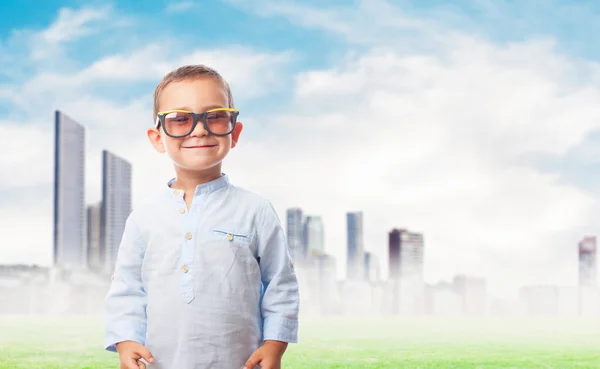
top-left (0, 315), bottom-right (599, 368)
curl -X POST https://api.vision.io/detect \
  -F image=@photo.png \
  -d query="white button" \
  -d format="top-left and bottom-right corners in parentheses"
top-left (174, 189), bottom-right (181, 196)
top-left (185, 232), bottom-right (192, 240)
top-left (178, 208), bottom-right (185, 214)
top-left (227, 234), bottom-right (233, 241)
top-left (181, 265), bottom-right (189, 273)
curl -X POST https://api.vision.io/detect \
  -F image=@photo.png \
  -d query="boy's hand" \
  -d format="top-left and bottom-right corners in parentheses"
top-left (116, 340), bottom-right (155, 369)
top-left (242, 340), bottom-right (288, 369)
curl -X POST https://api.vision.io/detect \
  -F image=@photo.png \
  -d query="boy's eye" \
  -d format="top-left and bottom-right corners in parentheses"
top-left (165, 112), bottom-right (192, 124)
top-left (206, 111), bottom-right (230, 120)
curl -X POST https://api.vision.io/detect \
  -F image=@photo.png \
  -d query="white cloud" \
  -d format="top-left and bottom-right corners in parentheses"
top-left (2, 2), bottom-right (600, 300)
top-left (31, 6), bottom-right (122, 61)
top-left (1, 44), bottom-right (293, 113)
top-left (219, 2), bottom-right (600, 297)
top-left (40, 6), bottom-right (112, 44)
top-left (224, 0), bottom-right (441, 46)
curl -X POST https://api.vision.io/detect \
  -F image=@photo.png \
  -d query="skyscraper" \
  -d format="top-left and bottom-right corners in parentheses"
top-left (286, 208), bottom-right (306, 264)
top-left (579, 236), bottom-right (597, 287)
top-left (347, 212), bottom-right (364, 280)
top-left (389, 228), bottom-right (425, 315)
top-left (388, 228), bottom-right (424, 281)
top-left (101, 150), bottom-right (132, 273)
top-left (389, 229), bottom-right (401, 280)
top-left (364, 251), bottom-right (380, 282)
top-left (305, 215), bottom-right (325, 256)
top-left (53, 110), bottom-right (86, 270)
top-left (87, 202), bottom-right (102, 271)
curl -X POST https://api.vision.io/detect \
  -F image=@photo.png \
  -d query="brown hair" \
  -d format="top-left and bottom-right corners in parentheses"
top-left (153, 64), bottom-right (234, 118)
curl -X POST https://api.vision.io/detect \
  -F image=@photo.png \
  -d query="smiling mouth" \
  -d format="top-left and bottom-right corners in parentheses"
top-left (182, 145), bottom-right (217, 149)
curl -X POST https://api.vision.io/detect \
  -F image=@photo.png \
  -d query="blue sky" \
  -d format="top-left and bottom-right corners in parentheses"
top-left (1, 0), bottom-right (600, 298)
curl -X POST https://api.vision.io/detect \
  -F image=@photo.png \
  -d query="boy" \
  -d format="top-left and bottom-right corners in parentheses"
top-left (104, 65), bottom-right (300, 369)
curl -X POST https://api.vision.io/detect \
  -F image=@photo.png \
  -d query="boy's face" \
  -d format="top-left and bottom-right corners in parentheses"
top-left (148, 78), bottom-right (243, 173)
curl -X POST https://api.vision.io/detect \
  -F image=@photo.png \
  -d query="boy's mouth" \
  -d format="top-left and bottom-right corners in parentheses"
top-left (182, 145), bottom-right (217, 149)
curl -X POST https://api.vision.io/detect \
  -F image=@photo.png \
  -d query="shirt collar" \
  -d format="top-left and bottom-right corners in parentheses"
top-left (167, 173), bottom-right (230, 198)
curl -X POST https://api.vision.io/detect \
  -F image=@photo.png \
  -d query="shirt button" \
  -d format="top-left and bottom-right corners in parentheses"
top-left (185, 232), bottom-right (193, 240)
top-left (178, 208), bottom-right (185, 214)
top-left (181, 265), bottom-right (189, 273)
top-left (174, 189), bottom-right (181, 196)
top-left (227, 234), bottom-right (234, 242)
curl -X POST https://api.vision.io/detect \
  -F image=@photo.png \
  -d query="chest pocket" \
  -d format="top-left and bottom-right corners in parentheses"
top-left (201, 228), bottom-right (259, 285)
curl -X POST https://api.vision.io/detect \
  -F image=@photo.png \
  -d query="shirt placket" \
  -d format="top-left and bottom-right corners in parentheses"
top-left (174, 189), bottom-right (196, 304)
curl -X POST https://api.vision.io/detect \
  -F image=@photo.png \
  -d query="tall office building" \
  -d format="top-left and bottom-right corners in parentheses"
top-left (87, 202), bottom-right (102, 271)
top-left (101, 150), bottom-right (132, 272)
top-left (347, 212), bottom-right (364, 280)
top-left (389, 229), bottom-right (401, 280)
top-left (388, 228), bottom-right (424, 281)
top-left (305, 216), bottom-right (325, 256)
top-left (389, 228), bottom-right (425, 315)
top-left (579, 236), bottom-right (597, 287)
top-left (364, 251), bottom-right (381, 282)
top-left (53, 110), bottom-right (86, 270)
top-left (286, 208), bottom-right (306, 264)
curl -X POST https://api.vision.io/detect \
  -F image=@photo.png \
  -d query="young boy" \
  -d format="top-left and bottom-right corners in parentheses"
top-left (104, 65), bottom-right (300, 369)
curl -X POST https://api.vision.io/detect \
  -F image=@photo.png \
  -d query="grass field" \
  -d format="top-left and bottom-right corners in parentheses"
top-left (0, 315), bottom-right (599, 368)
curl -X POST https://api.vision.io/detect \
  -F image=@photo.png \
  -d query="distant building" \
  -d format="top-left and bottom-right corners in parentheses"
top-left (53, 110), bottom-right (86, 270)
top-left (313, 253), bottom-right (338, 314)
top-left (304, 216), bottom-right (325, 256)
top-left (286, 208), bottom-right (306, 264)
top-left (519, 285), bottom-right (559, 316)
top-left (101, 150), bottom-right (132, 273)
top-left (87, 202), bottom-right (102, 271)
top-left (579, 236), bottom-right (597, 287)
top-left (424, 282), bottom-right (463, 316)
top-left (388, 228), bottom-right (424, 282)
top-left (389, 230), bottom-right (401, 280)
top-left (364, 251), bottom-right (381, 282)
top-left (347, 212), bottom-right (364, 280)
top-left (453, 275), bottom-right (487, 315)
top-left (388, 228), bottom-right (425, 315)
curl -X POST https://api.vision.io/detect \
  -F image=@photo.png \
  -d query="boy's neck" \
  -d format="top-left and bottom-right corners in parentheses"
top-left (171, 166), bottom-right (223, 194)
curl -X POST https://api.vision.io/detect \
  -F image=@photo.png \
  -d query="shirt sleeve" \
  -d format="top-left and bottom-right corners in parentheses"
top-left (256, 201), bottom-right (300, 344)
top-left (104, 214), bottom-right (148, 352)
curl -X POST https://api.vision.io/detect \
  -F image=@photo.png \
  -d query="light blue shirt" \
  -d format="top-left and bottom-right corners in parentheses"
top-left (104, 174), bottom-right (300, 369)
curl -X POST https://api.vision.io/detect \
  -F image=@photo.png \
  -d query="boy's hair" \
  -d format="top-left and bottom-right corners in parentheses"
top-left (153, 64), bottom-right (234, 119)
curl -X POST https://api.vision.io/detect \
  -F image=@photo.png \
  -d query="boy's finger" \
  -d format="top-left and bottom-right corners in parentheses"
top-left (242, 353), bottom-right (261, 369)
top-left (137, 347), bottom-right (155, 364)
top-left (123, 358), bottom-right (141, 369)
top-left (137, 360), bottom-right (146, 369)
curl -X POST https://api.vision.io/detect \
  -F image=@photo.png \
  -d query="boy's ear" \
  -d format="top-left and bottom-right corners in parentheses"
top-left (147, 127), bottom-right (166, 153)
top-left (231, 122), bottom-right (243, 148)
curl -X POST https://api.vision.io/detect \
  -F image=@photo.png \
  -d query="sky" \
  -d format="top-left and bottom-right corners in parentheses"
top-left (1, 0), bottom-right (600, 299)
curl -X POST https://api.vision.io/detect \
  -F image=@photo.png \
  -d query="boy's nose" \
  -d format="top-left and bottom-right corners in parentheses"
top-left (190, 121), bottom-right (209, 137)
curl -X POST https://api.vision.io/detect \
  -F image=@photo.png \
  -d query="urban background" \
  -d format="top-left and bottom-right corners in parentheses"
top-left (0, 110), bottom-right (598, 318)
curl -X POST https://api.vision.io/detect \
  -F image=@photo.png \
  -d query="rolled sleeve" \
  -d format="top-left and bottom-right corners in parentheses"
top-left (257, 201), bottom-right (300, 344)
top-left (104, 215), bottom-right (147, 352)
top-left (263, 314), bottom-right (299, 343)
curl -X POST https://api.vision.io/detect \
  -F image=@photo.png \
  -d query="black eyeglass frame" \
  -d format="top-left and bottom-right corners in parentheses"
top-left (155, 108), bottom-right (240, 138)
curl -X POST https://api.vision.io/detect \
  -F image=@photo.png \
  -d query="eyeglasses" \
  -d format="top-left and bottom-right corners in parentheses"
top-left (155, 108), bottom-right (240, 138)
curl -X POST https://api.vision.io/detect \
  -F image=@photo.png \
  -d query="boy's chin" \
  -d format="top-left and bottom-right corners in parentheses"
top-left (173, 160), bottom-right (222, 172)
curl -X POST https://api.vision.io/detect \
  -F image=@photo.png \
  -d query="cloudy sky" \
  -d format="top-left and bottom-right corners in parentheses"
top-left (1, 0), bottom-right (600, 299)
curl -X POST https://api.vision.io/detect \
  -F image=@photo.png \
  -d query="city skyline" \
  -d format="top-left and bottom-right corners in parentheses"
top-left (4, 2), bottom-right (600, 300)
top-left (52, 110), bottom-right (133, 274)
